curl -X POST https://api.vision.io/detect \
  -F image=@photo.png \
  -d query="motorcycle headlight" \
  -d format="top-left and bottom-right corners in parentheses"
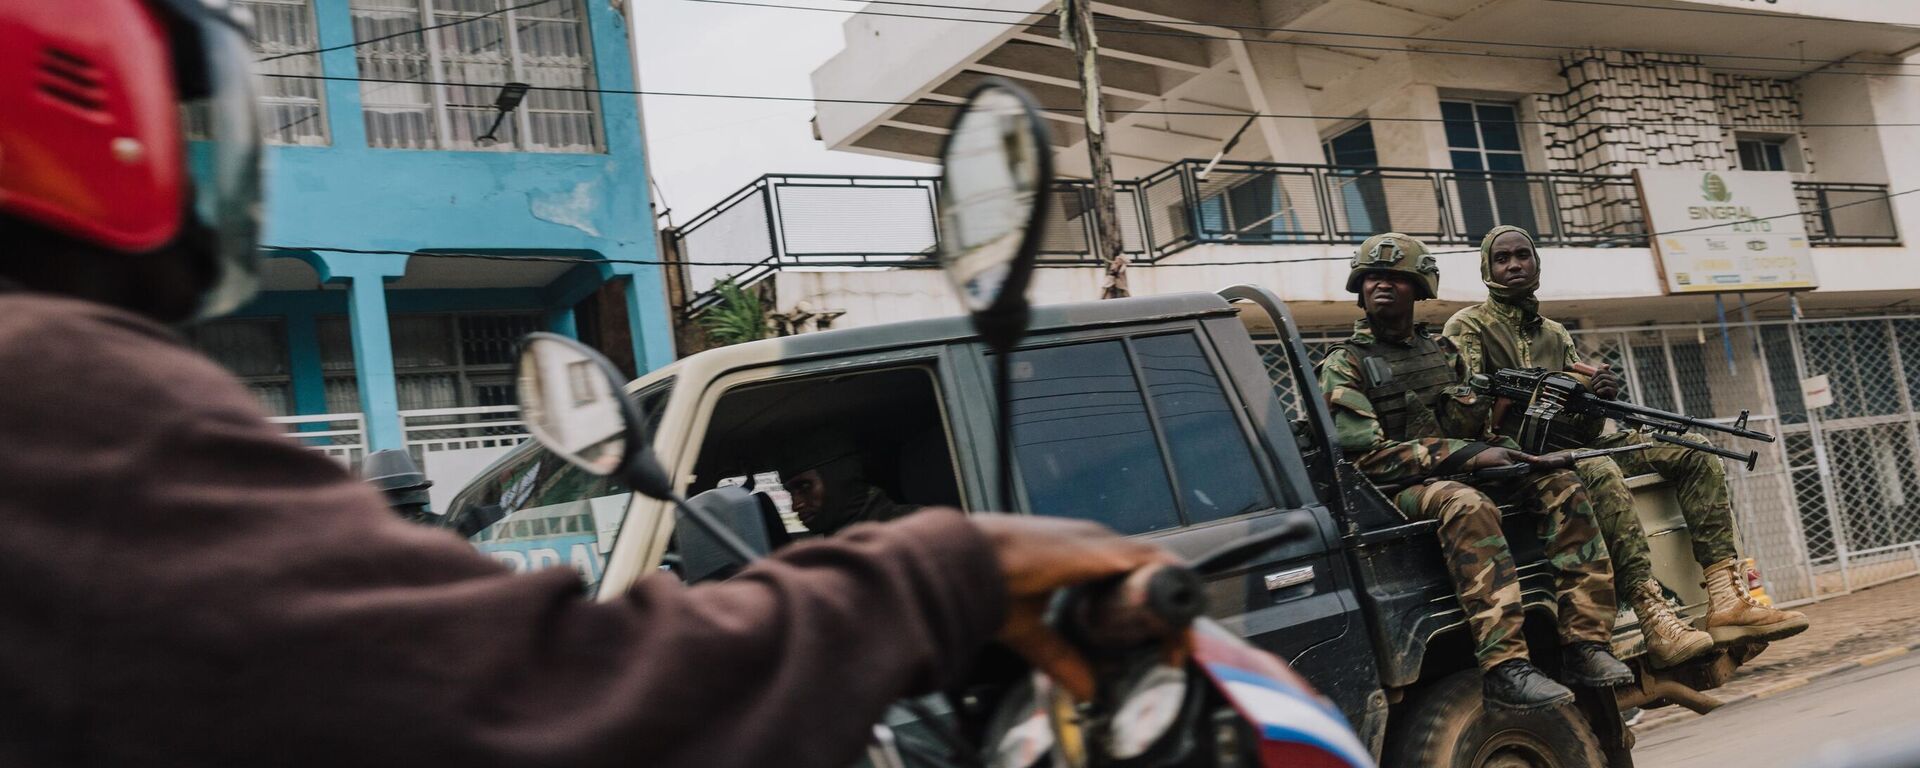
top-left (1103, 664), bottom-right (1190, 760)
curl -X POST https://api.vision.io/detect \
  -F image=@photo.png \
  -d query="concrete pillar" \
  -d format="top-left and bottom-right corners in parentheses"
top-left (296, 251), bottom-right (409, 451)
top-left (1231, 40), bottom-right (1325, 164)
top-left (345, 276), bottom-right (401, 450)
top-left (285, 308), bottom-right (329, 418)
top-left (312, 0), bottom-right (368, 149)
top-left (1370, 81), bottom-right (1451, 170)
top-left (1864, 56), bottom-right (1920, 243)
top-left (606, 262), bottom-right (676, 371)
top-left (544, 305), bottom-right (579, 339)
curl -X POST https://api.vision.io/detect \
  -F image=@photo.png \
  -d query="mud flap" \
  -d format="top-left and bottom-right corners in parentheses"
top-left (1574, 684), bottom-right (1635, 768)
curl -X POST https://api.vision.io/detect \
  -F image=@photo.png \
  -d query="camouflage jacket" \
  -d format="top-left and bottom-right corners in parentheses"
top-left (1442, 298), bottom-right (1578, 376)
top-left (1316, 319), bottom-right (1496, 484)
top-left (1443, 298), bottom-right (1606, 444)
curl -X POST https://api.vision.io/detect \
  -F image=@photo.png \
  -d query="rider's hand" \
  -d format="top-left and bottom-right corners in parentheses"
top-left (971, 514), bottom-right (1180, 701)
top-left (1586, 364), bottom-right (1624, 401)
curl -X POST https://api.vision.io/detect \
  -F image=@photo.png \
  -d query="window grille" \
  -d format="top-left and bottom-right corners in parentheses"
top-left (349, 0), bottom-right (604, 152)
top-left (188, 319), bottom-right (295, 415)
top-left (242, 0), bottom-right (330, 145)
top-left (319, 311), bottom-right (540, 411)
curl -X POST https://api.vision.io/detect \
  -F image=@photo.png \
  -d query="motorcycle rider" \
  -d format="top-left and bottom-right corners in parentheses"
top-left (0, 3), bottom-right (1171, 766)
top-left (1316, 233), bottom-right (1633, 712)
top-left (1444, 226), bottom-right (1809, 653)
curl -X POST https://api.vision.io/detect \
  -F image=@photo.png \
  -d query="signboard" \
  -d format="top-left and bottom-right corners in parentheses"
top-left (1801, 374), bottom-right (1834, 410)
top-left (1635, 169), bottom-right (1817, 294)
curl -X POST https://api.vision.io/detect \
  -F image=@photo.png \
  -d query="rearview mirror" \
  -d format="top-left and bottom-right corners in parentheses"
top-left (937, 78), bottom-right (1050, 353)
top-left (515, 333), bottom-right (674, 500)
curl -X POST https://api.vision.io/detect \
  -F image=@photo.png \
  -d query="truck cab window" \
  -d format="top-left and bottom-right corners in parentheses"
top-left (686, 365), bottom-right (960, 540)
top-left (1009, 334), bottom-right (1274, 535)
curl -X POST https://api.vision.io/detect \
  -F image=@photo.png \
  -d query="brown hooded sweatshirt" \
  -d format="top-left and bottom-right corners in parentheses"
top-left (0, 290), bottom-right (1006, 767)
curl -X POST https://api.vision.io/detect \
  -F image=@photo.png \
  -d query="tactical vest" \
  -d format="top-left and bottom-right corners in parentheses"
top-left (1340, 332), bottom-right (1457, 442)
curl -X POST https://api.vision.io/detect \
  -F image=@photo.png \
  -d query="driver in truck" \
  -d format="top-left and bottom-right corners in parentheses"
top-left (778, 433), bottom-right (921, 535)
top-left (1444, 226), bottom-right (1809, 657)
top-left (0, 3), bottom-right (1173, 767)
top-left (1316, 233), bottom-right (1634, 713)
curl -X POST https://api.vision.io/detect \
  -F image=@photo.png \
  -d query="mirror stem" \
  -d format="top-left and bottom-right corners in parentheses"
top-left (670, 492), bottom-right (764, 567)
top-left (994, 346), bottom-right (1017, 514)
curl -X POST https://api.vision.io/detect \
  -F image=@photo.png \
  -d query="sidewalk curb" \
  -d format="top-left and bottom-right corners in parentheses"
top-left (1636, 638), bottom-right (1920, 732)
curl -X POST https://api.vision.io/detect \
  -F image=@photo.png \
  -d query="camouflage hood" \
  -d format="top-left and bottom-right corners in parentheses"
top-left (1479, 225), bottom-right (1540, 318)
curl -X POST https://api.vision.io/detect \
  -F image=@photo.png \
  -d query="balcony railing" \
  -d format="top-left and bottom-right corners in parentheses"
top-left (672, 160), bottom-right (1902, 310)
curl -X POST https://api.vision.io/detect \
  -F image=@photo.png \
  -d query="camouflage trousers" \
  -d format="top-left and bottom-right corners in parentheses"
top-left (1395, 469), bottom-right (1617, 670)
top-left (1575, 430), bottom-right (1742, 597)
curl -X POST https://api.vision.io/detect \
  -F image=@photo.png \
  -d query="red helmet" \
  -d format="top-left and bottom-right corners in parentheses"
top-left (0, 0), bottom-right (263, 319)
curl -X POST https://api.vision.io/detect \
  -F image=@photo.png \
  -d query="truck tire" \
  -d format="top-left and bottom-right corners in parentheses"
top-left (1382, 669), bottom-right (1605, 768)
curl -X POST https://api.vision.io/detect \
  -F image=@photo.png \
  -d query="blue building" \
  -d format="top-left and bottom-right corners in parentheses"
top-left (188, 0), bottom-right (671, 481)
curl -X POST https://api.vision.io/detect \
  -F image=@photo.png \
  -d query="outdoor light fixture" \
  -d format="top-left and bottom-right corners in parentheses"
top-left (474, 82), bottom-right (532, 147)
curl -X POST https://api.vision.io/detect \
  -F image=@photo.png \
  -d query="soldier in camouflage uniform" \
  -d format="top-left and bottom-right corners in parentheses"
top-left (1444, 226), bottom-right (1809, 661)
top-left (1317, 233), bottom-right (1632, 713)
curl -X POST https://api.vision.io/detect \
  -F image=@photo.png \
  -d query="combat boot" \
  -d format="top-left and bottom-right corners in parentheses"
top-left (1633, 579), bottom-right (1714, 668)
top-left (1703, 559), bottom-right (1809, 644)
top-left (1483, 659), bottom-right (1575, 712)
top-left (1560, 641), bottom-right (1635, 687)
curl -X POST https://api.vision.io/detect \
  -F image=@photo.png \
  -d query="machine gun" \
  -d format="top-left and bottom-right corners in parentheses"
top-left (1471, 365), bottom-right (1775, 470)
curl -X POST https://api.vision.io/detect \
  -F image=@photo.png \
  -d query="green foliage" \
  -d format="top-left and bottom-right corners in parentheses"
top-left (699, 279), bottom-right (768, 346)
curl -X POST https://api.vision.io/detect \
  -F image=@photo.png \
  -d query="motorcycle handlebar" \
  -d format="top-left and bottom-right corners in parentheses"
top-left (1061, 564), bottom-right (1206, 651)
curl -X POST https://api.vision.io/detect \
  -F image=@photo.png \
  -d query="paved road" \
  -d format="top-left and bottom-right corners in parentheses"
top-left (1636, 651), bottom-right (1920, 768)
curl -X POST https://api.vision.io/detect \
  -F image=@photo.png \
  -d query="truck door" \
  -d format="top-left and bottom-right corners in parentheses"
top-left (965, 318), bottom-right (1383, 742)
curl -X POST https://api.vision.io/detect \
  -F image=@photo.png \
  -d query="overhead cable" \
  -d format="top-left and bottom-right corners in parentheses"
top-left (259, 73), bottom-right (1920, 128)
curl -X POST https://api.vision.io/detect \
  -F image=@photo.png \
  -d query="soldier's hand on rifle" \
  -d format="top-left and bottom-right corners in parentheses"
top-left (1582, 363), bottom-right (1625, 401)
top-left (1462, 446), bottom-right (1537, 471)
top-left (1519, 449), bottom-right (1580, 471)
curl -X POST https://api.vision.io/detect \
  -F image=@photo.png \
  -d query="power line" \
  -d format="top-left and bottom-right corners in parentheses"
top-left (259, 0), bottom-right (550, 62)
top-left (258, 73), bottom-right (1920, 128)
top-left (820, 0), bottom-right (1920, 69)
top-left (676, 0), bottom-right (1920, 79)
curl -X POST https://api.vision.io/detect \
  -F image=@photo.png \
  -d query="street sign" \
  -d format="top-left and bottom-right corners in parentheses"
top-left (1636, 169), bottom-right (1817, 294)
top-left (1801, 374), bottom-right (1835, 410)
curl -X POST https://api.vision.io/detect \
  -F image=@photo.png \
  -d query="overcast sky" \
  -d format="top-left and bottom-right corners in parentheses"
top-left (629, 0), bottom-right (933, 225)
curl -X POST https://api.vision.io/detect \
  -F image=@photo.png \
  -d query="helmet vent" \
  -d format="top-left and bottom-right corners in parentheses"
top-left (35, 47), bottom-right (107, 115)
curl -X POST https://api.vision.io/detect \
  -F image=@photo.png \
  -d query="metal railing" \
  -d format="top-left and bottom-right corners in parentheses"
top-left (267, 412), bottom-right (367, 465)
top-left (399, 405), bottom-right (530, 457)
top-left (673, 160), bottom-right (1902, 309)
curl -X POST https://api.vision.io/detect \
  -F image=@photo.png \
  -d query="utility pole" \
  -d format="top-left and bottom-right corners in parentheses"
top-left (1059, 0), bottom-right (1129, 298)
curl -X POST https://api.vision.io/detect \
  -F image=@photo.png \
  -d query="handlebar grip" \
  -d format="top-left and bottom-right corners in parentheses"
top-left (1070, 564), bottom-right (1205, 651)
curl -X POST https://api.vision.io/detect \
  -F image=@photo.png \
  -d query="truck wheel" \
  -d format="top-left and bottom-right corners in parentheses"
top-left (1382, 670), bottom-right (1605, 768)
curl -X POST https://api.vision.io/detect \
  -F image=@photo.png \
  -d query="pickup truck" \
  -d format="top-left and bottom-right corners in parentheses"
top-left (444, 284), bottom-right (1762, 768)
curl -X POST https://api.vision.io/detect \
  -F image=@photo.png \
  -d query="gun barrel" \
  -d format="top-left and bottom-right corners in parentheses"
top-left (1585, 395), bottom-right (1776, 443)
top-left (1651, 432), bottom-right (1760, 471)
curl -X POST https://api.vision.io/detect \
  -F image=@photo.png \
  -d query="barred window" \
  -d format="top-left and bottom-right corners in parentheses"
top-left (349, 0), bottom-right (604, 152)
top-left (242, 0), bottom-right (330, 145)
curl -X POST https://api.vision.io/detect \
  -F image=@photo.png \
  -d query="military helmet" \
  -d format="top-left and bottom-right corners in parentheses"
top-left (1345, 232), bottom-right (1439, 300)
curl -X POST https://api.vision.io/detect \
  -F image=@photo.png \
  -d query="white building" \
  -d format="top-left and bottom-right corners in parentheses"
top-left (668, 0), bottom-right (1920, 606)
